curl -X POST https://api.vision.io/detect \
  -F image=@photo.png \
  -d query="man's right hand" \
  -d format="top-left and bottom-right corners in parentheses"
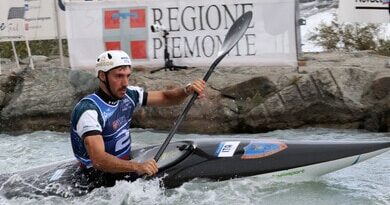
top-left (135, 159), bottom-right (158, 176)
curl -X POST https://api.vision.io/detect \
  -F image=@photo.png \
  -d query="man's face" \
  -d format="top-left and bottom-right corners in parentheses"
top-left (105, 65), bottom-right (131, 98)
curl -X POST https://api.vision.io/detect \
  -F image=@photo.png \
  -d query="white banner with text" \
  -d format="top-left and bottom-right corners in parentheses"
top-left (23, 0), bottom-right (67, 41)
top-left (338, 0), bottom-right (390, 23)
top-left (66, 0), bottom-right (297, 70)
top-left (0, 0), bottom-right (67, 42)
top-left (0, 0), bottom-right (25, 40)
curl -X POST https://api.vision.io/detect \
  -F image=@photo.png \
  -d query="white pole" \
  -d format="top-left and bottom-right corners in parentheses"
top-left (11, 40), bottom-right (21, 71)
top-left (295, 0), bottom-right (302, 58)
top-left (295, 0), bottom-right (304, 72)
top-left (54, 0), bottom-right (65, 68)
top-left (25, 39), bottom-right (35, 70)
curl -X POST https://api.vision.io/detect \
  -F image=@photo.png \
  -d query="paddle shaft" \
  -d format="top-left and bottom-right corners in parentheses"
top-left (153, 57), bottom-right (226, 162)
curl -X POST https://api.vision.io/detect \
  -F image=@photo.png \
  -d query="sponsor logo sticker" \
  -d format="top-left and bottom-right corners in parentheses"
top-left (241, 141), bottom-right (287, 159)
top-left (215, 141), bottom-right (240, 157)
top-left (112, 116), bottom-right (126, 130)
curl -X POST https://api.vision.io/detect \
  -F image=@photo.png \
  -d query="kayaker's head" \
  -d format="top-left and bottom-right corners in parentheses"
top-left (95, 50), bottom-right (132, 100)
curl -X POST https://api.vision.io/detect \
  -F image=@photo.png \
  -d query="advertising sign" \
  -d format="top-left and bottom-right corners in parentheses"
top-left (0, 0), bottom-right (25, 40)
top-left (338, 0), bottom-right (390, 23)
top-left (66, 0), bottom-right (298, 70)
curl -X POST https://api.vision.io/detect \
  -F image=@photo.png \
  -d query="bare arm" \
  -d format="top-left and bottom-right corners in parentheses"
top-left (84, 135), bottom-right (158, 175)
top-left (147, 79), bottom-right (206, 106)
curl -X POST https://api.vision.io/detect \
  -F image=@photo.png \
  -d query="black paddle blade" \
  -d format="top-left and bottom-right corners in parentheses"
top-left (203, 11), bottom-right (253, 82)
top-left (220, 11), bottom-right (253, 57)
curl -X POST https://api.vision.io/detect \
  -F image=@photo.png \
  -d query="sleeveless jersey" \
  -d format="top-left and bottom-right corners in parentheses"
top-left (70, 86), bottom-right (143, 168)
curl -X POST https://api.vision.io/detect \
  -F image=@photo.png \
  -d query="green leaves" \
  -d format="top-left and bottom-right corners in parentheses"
top-left (309, 21), bottom-right (340, 50)
top-left (0, 39), bottom-right (68, 59)
top-left (309, 21), bottom-right (389, 56)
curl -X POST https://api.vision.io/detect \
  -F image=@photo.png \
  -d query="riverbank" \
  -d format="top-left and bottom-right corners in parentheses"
top-left (0, 51), bottom-right (389, 134)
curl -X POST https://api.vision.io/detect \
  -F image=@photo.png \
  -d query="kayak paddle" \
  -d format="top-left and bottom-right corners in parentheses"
top-left (154, 11), bottom-right (253, 162)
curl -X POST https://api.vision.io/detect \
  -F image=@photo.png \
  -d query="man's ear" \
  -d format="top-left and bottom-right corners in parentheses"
top-left (98, 71), bottom-right (106, 82)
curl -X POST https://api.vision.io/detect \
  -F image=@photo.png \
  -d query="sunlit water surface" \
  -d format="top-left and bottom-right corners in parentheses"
top-left (0, 128), bottom-right (389, 205)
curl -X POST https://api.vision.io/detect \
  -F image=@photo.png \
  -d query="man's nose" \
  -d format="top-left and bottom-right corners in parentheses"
top-left (122, 77), bottom-right (129, 86)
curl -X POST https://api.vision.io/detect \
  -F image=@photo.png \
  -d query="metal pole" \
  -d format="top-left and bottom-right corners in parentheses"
top-left (295, 0), bottom-right (305, 72)
top-left (295, 0), bottom-right (302, 58)
top-left (54, 0), bottom-right (65, 68)
top-left (11, 41), bottom-right (21, 70)
top-left (25, 39), bottom-right (35, 70)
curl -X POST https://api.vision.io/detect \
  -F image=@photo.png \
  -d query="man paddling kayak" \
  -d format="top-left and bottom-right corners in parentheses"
top-left (69, 50), bottom-right (205, 187)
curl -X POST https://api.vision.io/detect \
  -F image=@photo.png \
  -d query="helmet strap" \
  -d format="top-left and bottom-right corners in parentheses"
top-left (101, 72), bottom-right (120, 101)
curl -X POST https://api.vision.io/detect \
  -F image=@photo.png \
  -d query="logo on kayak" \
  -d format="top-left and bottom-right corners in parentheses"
top-left (215, 141), bottom-right (240, 157)
top-left (241, 141), bottom-right (287, 159)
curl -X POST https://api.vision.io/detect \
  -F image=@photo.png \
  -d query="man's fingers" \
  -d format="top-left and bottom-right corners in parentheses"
top-left (151, 161), bottom-right (158, 171)
top-left (143, 160), bottom-right (158, 176)
top-left (147, 161), bottom-right (158, 174)
top-left (192, 80), bottom-right (206, 95)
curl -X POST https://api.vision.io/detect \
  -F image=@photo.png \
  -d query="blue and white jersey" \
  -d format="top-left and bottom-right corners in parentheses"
top-left (70, 86), bottom-right (145, 168)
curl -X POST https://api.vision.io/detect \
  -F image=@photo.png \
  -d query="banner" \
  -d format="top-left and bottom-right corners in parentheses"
top-left (0, 0), bottom-right (67, 42)
top-left (24, 0), bottom-right (67, 40)
top-left (66, 0), bottom-right (297, 70)
top-left (0, 0), bottom-right (25, 40)
top-left (338, 0), bottom-right (390, 23)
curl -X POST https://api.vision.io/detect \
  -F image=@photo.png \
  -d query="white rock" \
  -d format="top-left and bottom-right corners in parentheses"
top-left (385, 60), bottom-right (390, 69)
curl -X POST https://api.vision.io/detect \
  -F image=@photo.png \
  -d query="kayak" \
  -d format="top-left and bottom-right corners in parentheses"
top-left (1, 138), bottom-right (389, 198)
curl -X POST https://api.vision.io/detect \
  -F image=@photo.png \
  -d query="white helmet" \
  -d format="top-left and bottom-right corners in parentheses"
top-left (95, 50), bottom-right (132, 77)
